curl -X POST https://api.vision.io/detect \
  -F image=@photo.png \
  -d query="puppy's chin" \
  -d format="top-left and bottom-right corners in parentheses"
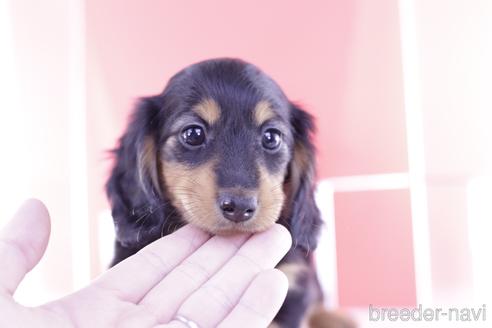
top-left (212, 223), bottom-right (273, 236)
top-left (182, 214), bottom-right (278, 236)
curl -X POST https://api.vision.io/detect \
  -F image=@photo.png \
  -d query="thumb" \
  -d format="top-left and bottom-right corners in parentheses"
top-left (0, 199), bottom-right (51, 295)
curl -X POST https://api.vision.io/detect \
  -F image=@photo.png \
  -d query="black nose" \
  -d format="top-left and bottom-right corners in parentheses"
top-left (219, 194), bottom-right (257, 223)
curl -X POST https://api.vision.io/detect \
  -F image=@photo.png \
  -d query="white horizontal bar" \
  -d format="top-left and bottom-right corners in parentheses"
top-left (320, 172), bottom-right (409, 193)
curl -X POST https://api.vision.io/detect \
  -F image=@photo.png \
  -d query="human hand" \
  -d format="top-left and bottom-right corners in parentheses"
top-left (0, 199), bottom-right (291, 328)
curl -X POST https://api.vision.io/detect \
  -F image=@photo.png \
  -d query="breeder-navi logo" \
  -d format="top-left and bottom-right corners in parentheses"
top-left (369, 304), bottom-right (487, 322)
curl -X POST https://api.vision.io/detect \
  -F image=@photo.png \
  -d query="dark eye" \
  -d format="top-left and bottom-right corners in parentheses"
top-left (181, 125), bottom-right (206, 146)
top-left (262, 128), bottom-right (282, 150)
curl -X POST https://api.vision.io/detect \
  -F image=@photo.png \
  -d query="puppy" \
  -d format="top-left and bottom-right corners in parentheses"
top-left (106, 58), bottom-right (335, 327)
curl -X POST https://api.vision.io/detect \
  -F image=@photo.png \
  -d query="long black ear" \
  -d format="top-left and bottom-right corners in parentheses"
top-left (284, 103), bottom-right (322, 254)
top-left (106, 95), bottom-right (165, 250)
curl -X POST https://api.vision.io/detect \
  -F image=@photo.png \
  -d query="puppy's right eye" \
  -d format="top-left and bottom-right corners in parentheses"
top-left (181, 125), bottom-right (206, 146)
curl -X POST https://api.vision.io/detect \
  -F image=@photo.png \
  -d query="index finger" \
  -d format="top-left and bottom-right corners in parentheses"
top-left (93, 225), bottom-right (210, 303)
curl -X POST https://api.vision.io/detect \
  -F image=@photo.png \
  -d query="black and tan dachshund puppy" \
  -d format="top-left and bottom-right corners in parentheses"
top-left (106, 58), bottom-right (347, 328)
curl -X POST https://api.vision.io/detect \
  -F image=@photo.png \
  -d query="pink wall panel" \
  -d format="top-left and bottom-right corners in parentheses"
top-left (319, 0), bottom-right (408, 177)
top-left (335, 190), bottom-right (416, 307)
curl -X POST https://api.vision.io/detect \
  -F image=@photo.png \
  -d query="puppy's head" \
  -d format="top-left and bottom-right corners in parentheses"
top-left (107, 59), bottom-right (321, 251)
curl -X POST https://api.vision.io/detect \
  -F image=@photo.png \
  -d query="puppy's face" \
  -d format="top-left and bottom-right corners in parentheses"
top-left (107, 59), bottom-right (320, 251)
top-left (152, 61), bottom-right (295, 234)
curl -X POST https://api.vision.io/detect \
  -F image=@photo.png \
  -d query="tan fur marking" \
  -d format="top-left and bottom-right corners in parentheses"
top-left (294, 144), bottom-right (311, 174)
top-left (254, 100), bottom-right (275, 126)
top-left (255, 166), bottom-right (285, 230)
top-left (162, 160), bottom-right (220, 232)
top-left (161, 160), bottom-right (286, 234)
top-left (267, 323), bottom-right (281, 328)
top-left (277, 262), bottom-right (307, 293)
top-left (137, 137), bottom-right (160, 196)
top-left (193, 98), bottom-right (221, 125)
top-left (308, 307), bottom-right (358, 328)
top-left (282, 143), bottom-right (313, 219)
top-left (291, 144), bottom-right (312, 192)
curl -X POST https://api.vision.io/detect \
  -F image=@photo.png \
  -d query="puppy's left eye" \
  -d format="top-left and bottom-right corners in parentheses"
top-left (262, 128), bottom-right (282, 150)
top-left (181, 125), bottom-right (206, 146)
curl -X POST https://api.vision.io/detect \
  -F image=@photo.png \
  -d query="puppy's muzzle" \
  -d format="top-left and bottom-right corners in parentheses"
top-left (218, 191), bottom-right (257, 223)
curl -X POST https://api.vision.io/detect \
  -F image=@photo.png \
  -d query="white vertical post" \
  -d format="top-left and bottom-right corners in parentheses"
top-left (0, 1), bottom-right (29, 221)
top-left (398, 0), bottom-right (433, 305)
top-left (315, 181), bottom-right (338, 307)
top-left (68, 0), bottom-right (91, 289)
